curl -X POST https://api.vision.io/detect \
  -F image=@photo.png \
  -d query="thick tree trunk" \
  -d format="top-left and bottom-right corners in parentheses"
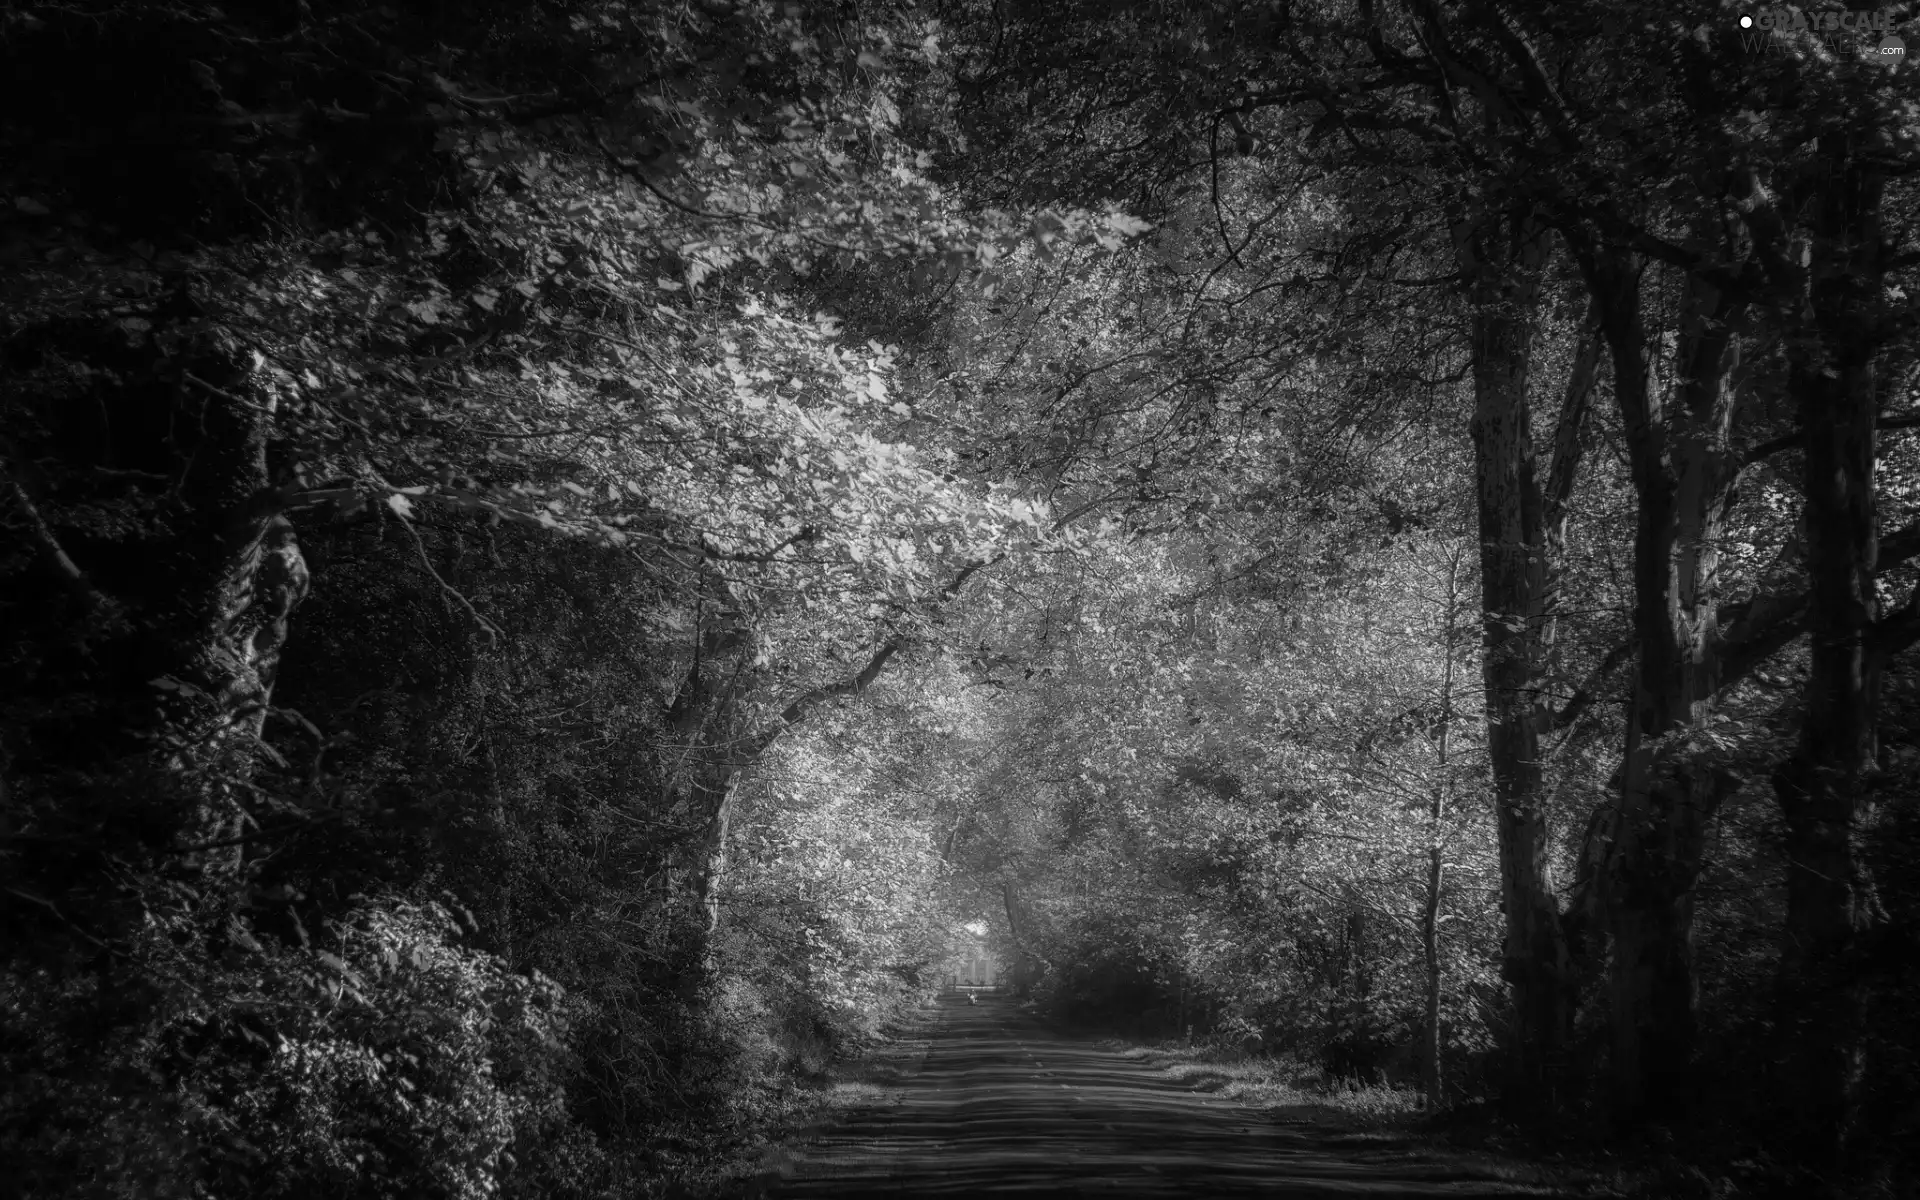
top-left (156, 366), bottom-right (311, 874)
top-left (0, 323), bottom-right (316, 981)
top-left (1457, 204), bottom-right (1575, 1114)
top-left (1585, 234), bottom-right (1744, 1126)
top-left (1773, 142), bottom-right (1889, 1173)
top-left (660, 606), bottom-right (760, 937)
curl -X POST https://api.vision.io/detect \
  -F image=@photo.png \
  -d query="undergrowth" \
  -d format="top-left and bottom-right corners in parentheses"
top-left (674, 1003), bottom-right (941, 1198)
top-left (1106, 1039), bottom-right (1427, 1128)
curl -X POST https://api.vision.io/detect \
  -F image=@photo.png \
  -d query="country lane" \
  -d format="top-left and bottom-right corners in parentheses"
top-left (751, 993), bottom-right (1566, 1198)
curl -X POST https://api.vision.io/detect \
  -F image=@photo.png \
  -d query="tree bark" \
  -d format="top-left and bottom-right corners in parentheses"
top-left (1772, 138), bottom-right (1890, 1174)
top-left (660, 605), bottom-right (760, 935)
top-left (1422, 542), bottom-right (1469, 1110)
top-left (1422, 840), bottom-right (1444, 1106)
top-left (158, 367), bottom-right (311, 876)
top-left (1582, 226), bottom-right (1745, 1126)
top-left (1457, 202), bottom-right (1576, 1114)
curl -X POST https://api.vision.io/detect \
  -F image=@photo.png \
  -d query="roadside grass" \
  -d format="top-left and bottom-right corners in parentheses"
top-left (1102, 1038), bottom-right (1426, 1129)
top-left (1105, 1040), bottom-right (1834, 1197)
top-left (1102, 1039), bottom-right (1619, 1196)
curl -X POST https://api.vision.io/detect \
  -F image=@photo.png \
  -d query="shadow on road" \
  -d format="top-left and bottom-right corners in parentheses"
top-left (752, 994), bottom-right (1565, 1197)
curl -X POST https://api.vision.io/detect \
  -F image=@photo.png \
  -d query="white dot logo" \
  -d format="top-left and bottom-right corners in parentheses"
top-left (1740, 13), bottom-right (1754, 27)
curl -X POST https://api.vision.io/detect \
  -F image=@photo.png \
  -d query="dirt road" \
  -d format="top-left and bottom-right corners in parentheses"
top-left (756, 994), bottom-right (1565, 1197)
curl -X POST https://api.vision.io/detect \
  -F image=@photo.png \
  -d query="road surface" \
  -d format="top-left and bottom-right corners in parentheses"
top-left (756, 993), bottom-right (1564, 1197)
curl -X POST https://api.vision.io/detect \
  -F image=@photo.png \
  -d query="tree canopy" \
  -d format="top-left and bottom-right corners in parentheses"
top-left (4, 1), bottom-right (1920, 1197)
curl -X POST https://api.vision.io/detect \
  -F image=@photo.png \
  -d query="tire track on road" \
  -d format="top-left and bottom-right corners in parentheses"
top-left (756, 995), bottom-right (1566, 1197)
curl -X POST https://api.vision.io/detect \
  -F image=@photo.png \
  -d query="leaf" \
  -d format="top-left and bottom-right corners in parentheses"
top-left (386, 493), bottom-right (415, 519)
top-left (1031, 216), bottom-right (1056, 260)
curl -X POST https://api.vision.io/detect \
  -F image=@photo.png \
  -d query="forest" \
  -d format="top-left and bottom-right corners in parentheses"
top-left (1, 0), bottom-right (1917, 1196)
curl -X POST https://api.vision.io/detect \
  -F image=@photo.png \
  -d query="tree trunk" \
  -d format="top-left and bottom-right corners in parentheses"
top-left (1457, 203), bottom-right (1575, 1114)
top-left (660, 606), bottom-right (760, 940)
top-left (1584, 230), bottom-right (1744, 1126)
top-left (1422, 842), bottom-right (1444, 1107)
top-left (1773, 139), bottom-right (1889, 1173)
top-left (156, 365), bottom-right (311, 875)
top-left (1422, 542), bottom-right (1469, 1110)
top-left (697, 774), bottom-right (743, 935)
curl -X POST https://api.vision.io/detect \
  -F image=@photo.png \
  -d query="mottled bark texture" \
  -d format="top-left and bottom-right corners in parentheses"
top-left (163, 373), bottom-right (312, 873)
top-left (661, 606), bottom-right (762, 934)
top-left (1, 332), bottom-right (311, 932)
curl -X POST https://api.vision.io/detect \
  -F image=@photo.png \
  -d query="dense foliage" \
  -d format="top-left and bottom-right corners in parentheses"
top-left (4, 1), bottom-right (1920, 1198)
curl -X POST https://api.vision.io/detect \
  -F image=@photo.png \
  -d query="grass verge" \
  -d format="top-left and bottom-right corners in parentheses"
top-left (1101, 1038), bottom-right (1617, 1197)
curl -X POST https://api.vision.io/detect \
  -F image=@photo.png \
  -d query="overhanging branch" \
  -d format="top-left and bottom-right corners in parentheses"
top-left (1542, 518), bottom-right (1920, 719)
top-left (1739, 412), bottom-right (1920, 471)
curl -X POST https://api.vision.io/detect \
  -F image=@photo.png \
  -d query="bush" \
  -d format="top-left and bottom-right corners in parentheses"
top-left (1, 897), bottom-right (584, 1200)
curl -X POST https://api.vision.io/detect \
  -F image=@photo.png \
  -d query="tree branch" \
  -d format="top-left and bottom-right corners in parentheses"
top-left (1718, 585), bottom-right (1811, 694)
top-left (1740, 412), bottom-right (1920, 470)
top-left (1548, 637), bottom-right (1633, 730)
top-left (736, 553), bottom-right (1003, 761)
top-left (1478, 5), bottom-right (1576, 148)
top-left (1544, 299), bottom-right (1604, 533)
top-left (1874, 584), bottom-right (1920, 661)
top-left (940, 553), bottom-right (1003, 601)
top-left (392, 506), bottom-right (503, 645)
top-left (1407, 0), bottom-right (1527, 130)
top-left (694, 525), bottom-right (815, 564)
top-left (4, 478), bottom-right (101, 609)
top-left (1049, 490), bottom-right (1128, 532)
top-left (1547, 518), bottom-right (1920, 712)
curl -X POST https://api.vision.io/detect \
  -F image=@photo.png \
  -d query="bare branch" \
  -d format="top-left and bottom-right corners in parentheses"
top-left (4, 478), bottom-right (101, 609)
top-left (393, 507), bottom-right (503, 645)
top-left (1049, 490), bottom-right (1128, 532)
